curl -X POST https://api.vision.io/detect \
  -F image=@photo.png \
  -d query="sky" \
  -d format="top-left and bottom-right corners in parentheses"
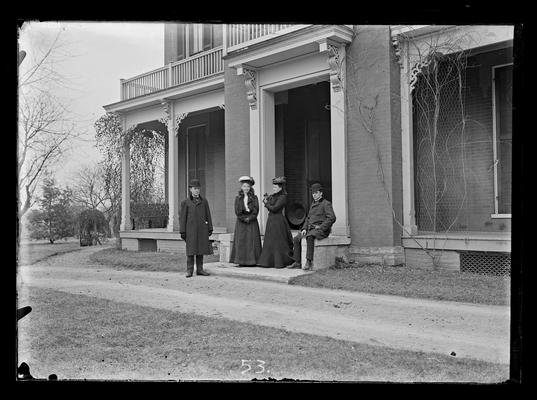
top-left (18, 21), bottom-right (165, 186)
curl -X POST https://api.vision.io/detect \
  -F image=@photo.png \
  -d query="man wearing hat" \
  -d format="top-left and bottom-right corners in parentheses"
top-left (289, 183), bottom-right (336, 270)
top-left (179, 179), bottom-right (213, 278)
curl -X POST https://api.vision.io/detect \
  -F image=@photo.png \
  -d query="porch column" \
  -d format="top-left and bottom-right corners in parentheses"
top-left (326, 43), bottom-right (349, 237)
top-left (164, 100), bottom-right (180, 232)
top-left (399, 41), bottom-right (418, 235)
top-left (120, 114), bottom-right (132, 231)
top-left (238, 66), bottom-right (275, 234)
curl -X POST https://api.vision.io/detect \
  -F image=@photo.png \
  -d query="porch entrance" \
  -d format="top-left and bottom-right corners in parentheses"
top-left (274, 81), bottom-right (332, 229)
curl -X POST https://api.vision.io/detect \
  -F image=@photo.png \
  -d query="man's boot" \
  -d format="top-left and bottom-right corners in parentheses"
top-left (303, 259), bottom-right (313, 270)
top-left (186, 256), bottom-right (194, 278)
top-left (196, 255), bottom-right (210, 276)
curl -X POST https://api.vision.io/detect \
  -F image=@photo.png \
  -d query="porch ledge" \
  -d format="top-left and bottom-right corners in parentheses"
top-left (402, 231), bottom-right (511, 253)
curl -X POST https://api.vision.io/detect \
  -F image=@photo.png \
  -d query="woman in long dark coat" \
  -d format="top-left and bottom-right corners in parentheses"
top-left (229, 176), bottom-right (262, 266)
top-left (257, 176), bottom-right (295, 268)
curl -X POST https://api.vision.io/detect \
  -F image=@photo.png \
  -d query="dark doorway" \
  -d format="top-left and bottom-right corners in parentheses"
top-left (275, 81), bottom-right (332, 229)
top-left (186, 124), bottom-right (208, 192)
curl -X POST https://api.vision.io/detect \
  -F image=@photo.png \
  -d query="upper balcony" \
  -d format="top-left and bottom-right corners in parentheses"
top-left (120, 46), bottom-right (224, 101)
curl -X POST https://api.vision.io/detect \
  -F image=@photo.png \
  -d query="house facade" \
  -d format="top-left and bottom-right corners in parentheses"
top-left (103, 24), bottom-right (513, 272)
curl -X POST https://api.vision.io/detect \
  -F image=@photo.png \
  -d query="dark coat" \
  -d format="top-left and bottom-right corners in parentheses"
top-left (179, 195), bottom-right (213, 256)
top-left (301, 197), bottom-right (336, 240)
top-left (257, 192), bottom-right (295, 267)
top-left (229, 192), bottom-right (262, 265)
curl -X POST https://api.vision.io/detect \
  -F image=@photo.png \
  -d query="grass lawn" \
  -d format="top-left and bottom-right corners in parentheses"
top-left (290, 262), bottom-right (510, 306)
top-left (89, 248), bottom-right (220, 272)
top-left (18, 240), bottom-right (83, 265)
top-left (17, 287), bottom-right (508, 382)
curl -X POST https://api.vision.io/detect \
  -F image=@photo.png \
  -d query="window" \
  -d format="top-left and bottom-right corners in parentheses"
top-left (492, 63), bottom-right (513, 216)
top-left (186, 24), bottom-right (221, 57)
top-left (176, 24), bottom-right (186, 60)
top-left (212, 25), bottom-right (223, 47)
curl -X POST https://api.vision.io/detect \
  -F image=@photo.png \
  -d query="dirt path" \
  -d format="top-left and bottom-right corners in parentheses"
top-left (17, 247), bottom-right (510, 364)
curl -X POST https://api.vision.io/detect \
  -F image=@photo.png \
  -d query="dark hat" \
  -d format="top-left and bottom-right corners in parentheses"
top-left (272, 176), bottom-right (286, 185)
top-left (189, 179), bottom-right (201, 188)
top-left (239, 175), bottom-right (255, 185)
top-left (310, 183), bottom-right (323, 193)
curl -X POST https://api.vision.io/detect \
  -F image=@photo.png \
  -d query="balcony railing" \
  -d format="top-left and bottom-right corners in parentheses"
top-left (120, 46), bottom-right (224, 101)
top-left (224, 24), bottom-right (311, 53)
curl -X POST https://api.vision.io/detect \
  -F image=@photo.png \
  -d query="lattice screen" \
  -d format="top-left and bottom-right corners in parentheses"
top-left (460, 251), bottom-right (511, 276)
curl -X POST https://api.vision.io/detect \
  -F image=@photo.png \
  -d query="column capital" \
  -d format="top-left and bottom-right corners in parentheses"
top-left (391, 34), bottom-right (404, 68)
top-left (238, 66), bottom-right (258, 110)
top-left (327, 43), bottom-right (345, 92)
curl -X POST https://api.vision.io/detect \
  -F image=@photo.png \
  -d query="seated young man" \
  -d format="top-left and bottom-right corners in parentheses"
top-left (289, 183), bottom-right (336, 270)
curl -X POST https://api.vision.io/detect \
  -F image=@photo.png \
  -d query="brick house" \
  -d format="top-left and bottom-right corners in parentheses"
top-left (103, 24), bottom-right (513, 272)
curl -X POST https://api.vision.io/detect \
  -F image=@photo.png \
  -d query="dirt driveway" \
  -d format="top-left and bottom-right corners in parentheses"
top-left (17, 247), bottom-right (510, 364)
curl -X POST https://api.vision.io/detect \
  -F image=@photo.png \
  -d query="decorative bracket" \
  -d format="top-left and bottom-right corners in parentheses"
top-left (391, 34), bottom-right (403, 68)
top-left (327, 44), bottom-right (343, 92)
top-left (218, 104), bottom-right (225, 111)
top-left (408, 56), bottom-right (433, 93)
top-left (242, 68), bottom-right (258, 110)
top-left (174, 113), bottom-right (188, 136)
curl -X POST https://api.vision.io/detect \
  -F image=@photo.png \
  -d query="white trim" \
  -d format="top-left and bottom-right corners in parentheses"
top-left (491, 214), bottom-right (512, 219)
top-left (104, 75), bottom-right (224, 113)
top-left (491, 62), bottom-right (514, 215)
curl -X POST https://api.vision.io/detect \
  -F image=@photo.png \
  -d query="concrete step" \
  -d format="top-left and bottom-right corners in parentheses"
top-left (202, 262), bottom-right (313, 284)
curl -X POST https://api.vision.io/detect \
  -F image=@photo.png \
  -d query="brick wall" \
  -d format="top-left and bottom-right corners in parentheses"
top-left (224, 61), bottom-right (251, 231)
top-left (345, 25), bottom-right (403, 247)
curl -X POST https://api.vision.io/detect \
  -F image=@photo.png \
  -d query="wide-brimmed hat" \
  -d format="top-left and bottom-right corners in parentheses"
top-left (272, 176), bottom-right (286, 185)
top-left (238, 175), bottom-right (255, 185)
top-left (189, 179), bottom-right (201, 188)
top-left (310, 183), bottom-right (323, 193)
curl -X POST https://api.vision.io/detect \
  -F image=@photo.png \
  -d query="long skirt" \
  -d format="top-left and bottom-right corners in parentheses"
top-left (229, 218), bottom-right (262, 265)
top-left (257, 213), bottom-right (294, 268)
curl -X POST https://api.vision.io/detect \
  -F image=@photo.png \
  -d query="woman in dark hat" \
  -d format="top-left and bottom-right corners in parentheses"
top-left (229, 176), bottom-right (262, 266)
top-left (179, 178), bottom-right (213, 278)
top-left (257, 176), bottom-right (295, 268)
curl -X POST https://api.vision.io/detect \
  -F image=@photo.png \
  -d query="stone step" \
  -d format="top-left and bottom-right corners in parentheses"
top-left (202, 262), bottom-right (313, 284)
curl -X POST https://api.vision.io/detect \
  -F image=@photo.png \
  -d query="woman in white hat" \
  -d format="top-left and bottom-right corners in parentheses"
top-left (229, 176), bottom-right (262, 266)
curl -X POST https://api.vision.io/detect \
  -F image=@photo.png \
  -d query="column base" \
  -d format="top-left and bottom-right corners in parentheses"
top-left (348, 246), bottom-right (405, 266)
top-left (402, 224), bottom-right (418, 236)
top-left (166, 218), bottom-right (180, 232)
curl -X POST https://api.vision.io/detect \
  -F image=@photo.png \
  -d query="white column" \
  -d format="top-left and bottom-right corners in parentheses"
top-left (165, 102), bottom-right (180, 232)
top-left (400, 42), bottom-right (418, 236)
top-left (259, 89), bottom-right (276, 234)
top-left (120, 115), bottom-right (132, 231)
top-left (327, 43), bottom-right (349, 237)
top-left (239, 66), bottom-right (272, 234)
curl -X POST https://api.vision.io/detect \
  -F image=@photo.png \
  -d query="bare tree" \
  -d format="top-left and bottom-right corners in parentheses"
top-left (17, 25), bottom-right (82, 219)
top-left (70, 164), bottom-right (108, 211)
top-left (70, 163), bottom-right (121, 237)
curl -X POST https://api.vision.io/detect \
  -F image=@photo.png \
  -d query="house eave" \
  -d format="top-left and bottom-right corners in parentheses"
top-left (103, 74), bottom-right (224, 114)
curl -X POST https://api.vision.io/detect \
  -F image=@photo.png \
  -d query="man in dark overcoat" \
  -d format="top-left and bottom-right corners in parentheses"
top-left (289, 183), bottom-right (336, 270)
top-left (179, 179), bottom-right (213, 278)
